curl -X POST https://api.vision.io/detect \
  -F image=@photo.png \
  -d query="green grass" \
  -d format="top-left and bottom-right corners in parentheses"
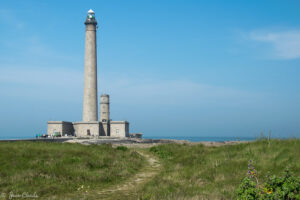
top-left (0, 139), bottom-right (299, 199)
top-left (0, 142), bottom-right (145, 198)
top-left (139, 139), bottom-right (300, 199)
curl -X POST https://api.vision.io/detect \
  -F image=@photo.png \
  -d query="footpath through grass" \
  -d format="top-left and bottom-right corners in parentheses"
top-left (138, 139), bottom-right (300, 199)
top-left (0, 139), bottom-right (299, 199)
top-left (0, 142), bottom-right (145, 199)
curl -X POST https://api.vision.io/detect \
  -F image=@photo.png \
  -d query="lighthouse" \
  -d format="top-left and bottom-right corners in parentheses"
top-left (82, 9), bottom-right (98, 122)
top-left (47, 10), bottom-right (131, 138)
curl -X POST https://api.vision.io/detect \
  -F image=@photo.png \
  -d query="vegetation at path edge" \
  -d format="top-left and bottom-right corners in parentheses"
top-left (139, 139), bottom-right (300, 199)
top-left (0, 142), bottom-right (145, 198)
top-left (0, 139), bottom-right (299, 199)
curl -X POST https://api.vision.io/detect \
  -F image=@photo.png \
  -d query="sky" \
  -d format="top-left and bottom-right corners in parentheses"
top-left (0, 0), bottom-right (300, 138)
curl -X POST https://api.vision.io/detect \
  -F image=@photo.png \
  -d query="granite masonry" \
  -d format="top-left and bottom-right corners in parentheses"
top-left (47, 9), bottom-right (130, 138)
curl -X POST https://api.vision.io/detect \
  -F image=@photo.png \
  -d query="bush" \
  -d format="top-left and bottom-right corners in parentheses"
top-left (116, 146), bottom-right (128, 151)
top-left (236, 177), bottom-right (260, 200)
top-left (236, 161), bottom-right (300, 200)
top-left (149, 146), bottom-right (172, 159)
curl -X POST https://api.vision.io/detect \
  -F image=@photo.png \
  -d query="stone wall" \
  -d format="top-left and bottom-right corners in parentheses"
top-left (47, 121), bottom-right (74, 136)
top-left (48, 121), bottom-right (130, 138)
top-left (73, 121), bottom-right (100, 137)
top-left (82, 22), bottom-right (98, 122)
top-left (48, 121), bottom-right (63, 136)
top-left (100, 94), bottom-right (110, 123)
top-left (110, 121), bottom-right (129, 138)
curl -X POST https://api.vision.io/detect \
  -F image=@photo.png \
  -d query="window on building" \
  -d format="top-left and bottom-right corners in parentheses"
top-left (116, 129), bottom-right (119, 134)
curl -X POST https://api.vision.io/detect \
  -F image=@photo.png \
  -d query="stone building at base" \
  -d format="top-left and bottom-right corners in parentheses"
top-left (48, 121), bottom-right (130, 138)
top-left (48, 96), bottom-right (129, 138)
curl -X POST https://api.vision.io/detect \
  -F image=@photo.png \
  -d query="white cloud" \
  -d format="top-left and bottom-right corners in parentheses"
top-left (100, 74), bottom-right (263, 107)
top-left (0, 66), bottom-right (262, 107)
top-left (0, 67), bottom-right (83, 103)
top-left (249, 30), bottom-right (300, 59)
top-left (0, 67), bottom-right (82, 87)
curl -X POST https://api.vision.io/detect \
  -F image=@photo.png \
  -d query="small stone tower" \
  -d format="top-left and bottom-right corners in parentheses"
top-left (100, 94), bottom-right (110, 123)
top-left (100, 94), bottom-right (110, 136)
top-left (82, 9), bottom-right (98, 122)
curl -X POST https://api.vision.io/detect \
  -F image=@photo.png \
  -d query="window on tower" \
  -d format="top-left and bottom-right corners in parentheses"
top-left (87, 10), bottom-right (95, 20)
top-left (88, 13), bottom-right (95, 19)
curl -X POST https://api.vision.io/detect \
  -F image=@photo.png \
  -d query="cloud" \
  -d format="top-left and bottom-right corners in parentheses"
top-left (0, 66), bottom-right (285, 137)
top-left (0, 66), bottom-right (83, 102)
top-left (249, 29), bottom-right (300, 59)
top-left (0, 66), bottom-right (262, 108)
top-left (100, 76), bottom-right (261, 107)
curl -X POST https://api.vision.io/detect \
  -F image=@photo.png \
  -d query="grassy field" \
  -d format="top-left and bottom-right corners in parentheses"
top-left (138, 139), bottom-right (300, 199)
top-left (0, 142), bottom-right (145, 199)
top-left (0, 139), bottom-right (299, 199)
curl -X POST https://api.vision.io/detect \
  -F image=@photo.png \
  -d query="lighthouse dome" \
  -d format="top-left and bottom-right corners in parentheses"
top-left (88, 9), bottom-right (95, 14)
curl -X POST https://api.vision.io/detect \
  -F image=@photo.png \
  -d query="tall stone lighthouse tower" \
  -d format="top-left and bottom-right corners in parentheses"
top-left (47, 10), bottom-right (131, 138)
top-left (82, 9), bottom-right (98, 122)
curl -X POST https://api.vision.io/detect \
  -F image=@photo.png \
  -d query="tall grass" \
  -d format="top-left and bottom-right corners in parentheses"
top-left (0, 139), bottom-right (299, 199)
top-left (140, 139), bottom-right (300, 199)
top-left (0, 142), bottom-right (145, 198)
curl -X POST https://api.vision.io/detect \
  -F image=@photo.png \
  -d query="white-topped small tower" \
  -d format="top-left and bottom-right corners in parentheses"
top-left (82, 9), bottom-right (98, 122)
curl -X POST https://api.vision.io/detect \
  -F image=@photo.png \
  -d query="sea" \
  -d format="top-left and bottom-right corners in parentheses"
top-left (143, 136), bottom-right (256, 142)
top-left (0, 136), bottom-right (256, 142)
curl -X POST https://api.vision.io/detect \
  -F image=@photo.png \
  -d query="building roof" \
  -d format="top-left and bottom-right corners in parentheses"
top-left (110, 121), bottom-right (129, 124)
top-left (88, 9), bottom-right (95, 14)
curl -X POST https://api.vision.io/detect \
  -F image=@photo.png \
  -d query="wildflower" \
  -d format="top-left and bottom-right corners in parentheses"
top-left (248, 160), bottom-right (257, 178)
top-left (247, 160), bottom-right (259, 185)
top-left (264, 187), bottom-right (272, 194)
top-left (267, 188), bottom-right (272, 194)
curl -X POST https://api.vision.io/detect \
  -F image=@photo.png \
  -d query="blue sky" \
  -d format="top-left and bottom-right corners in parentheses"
top-left (0, 0), bottom-right (300, 138)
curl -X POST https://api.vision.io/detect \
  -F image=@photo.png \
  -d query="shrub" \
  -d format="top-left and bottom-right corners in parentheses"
top-left (149, 146), bottom-right (172, 159)
top-left (116, 146), bottom-right (128, 151)
top-left (236, 161), bottom-right (300, 200)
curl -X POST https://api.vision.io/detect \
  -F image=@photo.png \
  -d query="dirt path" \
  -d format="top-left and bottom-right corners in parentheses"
top-left (95, 150), bottom-right (161, 200)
